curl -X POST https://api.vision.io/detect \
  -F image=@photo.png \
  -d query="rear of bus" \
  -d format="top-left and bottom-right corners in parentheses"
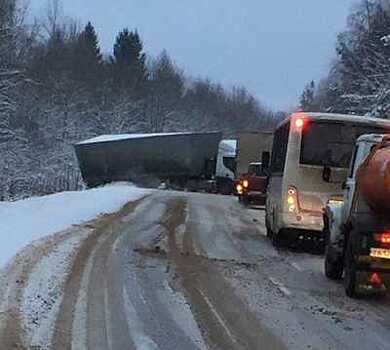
top-left (266, 113), bottom-right (390, 242)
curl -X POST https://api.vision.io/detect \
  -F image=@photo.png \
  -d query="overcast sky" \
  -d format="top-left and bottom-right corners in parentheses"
top-left (31, 0), bottom-right (358, 110)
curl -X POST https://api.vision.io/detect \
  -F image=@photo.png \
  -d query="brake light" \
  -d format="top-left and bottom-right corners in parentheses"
top-left (236, 184), bottom-right (243, 194)
top-left (293, 114), bottom-right (309, 131)
top-left (243, 180), bottom-right (249, 188)
top-left (295, 118), bottom-right (304, 129)
top-left (287, 186), bottom-right (299, 213)
top-left (374, 232), bottom-right (390, 244)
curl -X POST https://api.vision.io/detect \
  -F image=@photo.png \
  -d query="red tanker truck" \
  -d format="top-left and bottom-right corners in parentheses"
top-left (323, 134), bottom-right (390, 298)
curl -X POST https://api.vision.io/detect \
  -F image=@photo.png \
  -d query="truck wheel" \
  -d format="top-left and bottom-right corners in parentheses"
top-left (220, 182), bottom-right (232, 195)
top-left (324, 246), bottom-right (343, 280)
top-left (272, 232), bottom-right (280, 247)
top-left (272, 230), bottom-right (284, 247)
top-left (266, 222), bottom-right (273, 238)
top-left (344, 237), bottom-right (359, 298)
top-left (323, 218), bottom-right (343, 280)
top-left (265, 210), bottom-right (272, 238)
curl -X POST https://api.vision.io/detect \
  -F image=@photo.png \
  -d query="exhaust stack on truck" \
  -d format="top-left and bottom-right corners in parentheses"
top-left (75, 132), bottom-right (222, 189)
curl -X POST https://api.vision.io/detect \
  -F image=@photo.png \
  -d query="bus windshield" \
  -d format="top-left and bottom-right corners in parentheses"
top-left (300, 122), bottom-right (386, 168)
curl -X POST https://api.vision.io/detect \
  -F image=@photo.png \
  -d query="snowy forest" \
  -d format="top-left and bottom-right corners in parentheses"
top-left (3, 0), bottom-right (390, 201)
top-left (300, 0), bottom-right (390, 117)
top-left (0, 0), bottom-right (278, 200)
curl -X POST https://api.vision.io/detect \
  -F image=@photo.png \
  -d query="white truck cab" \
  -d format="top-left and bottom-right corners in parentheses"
top-left (215, 139), bottom-right (237, 194)
top-left (324, 134), bottom-right (389, 297)
top-left (325, 135), bottom-right (384, 261)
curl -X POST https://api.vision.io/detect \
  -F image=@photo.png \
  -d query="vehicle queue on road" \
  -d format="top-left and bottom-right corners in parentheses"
top-left (233, 112), bottom-right (390, 299)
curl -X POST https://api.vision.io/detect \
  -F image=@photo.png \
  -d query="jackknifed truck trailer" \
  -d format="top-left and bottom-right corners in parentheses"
top-left (75, 132), bottom-right (222, 190)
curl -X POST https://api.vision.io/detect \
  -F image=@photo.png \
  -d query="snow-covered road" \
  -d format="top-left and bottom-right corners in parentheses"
top-left (1, 190), bottom-right (390, 349)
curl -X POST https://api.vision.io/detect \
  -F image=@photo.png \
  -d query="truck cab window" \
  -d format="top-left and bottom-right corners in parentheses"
top-left (223, 157), bottom-right (236, 173)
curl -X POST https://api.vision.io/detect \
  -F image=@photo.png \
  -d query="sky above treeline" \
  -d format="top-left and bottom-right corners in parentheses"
top-left (31, 0), bottom-right (359, 110)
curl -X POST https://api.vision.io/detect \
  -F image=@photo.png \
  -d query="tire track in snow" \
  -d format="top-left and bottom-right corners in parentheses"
top-left (0, 230), bottom-right (78, 350)
top-left (164, 196), bottom-right (286, 350)
top-left (51, 198), bottom-right (145, 350)
top-left (122, 286), bottom-right (160, 350)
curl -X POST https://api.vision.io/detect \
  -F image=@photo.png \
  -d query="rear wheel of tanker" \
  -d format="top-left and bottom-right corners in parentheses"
top-left (344, 236), bottom-right (359, 298)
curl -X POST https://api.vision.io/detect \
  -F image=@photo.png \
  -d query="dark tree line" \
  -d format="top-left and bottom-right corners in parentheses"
top-left (300, 0), bottom-right (390, 118)
top-left (0, 0), bottom-right (279, 200)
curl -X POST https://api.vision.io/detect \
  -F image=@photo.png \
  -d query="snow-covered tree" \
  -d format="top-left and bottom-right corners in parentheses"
top-left (0, 0), bottom-right (278, 200)
top-left (72, 22), bottom-right (103, 87)
top-left (299, 81), bottom-right (316, 111)
top-left (317, 0), bottom-right (390, 117)
top-left (111, 28), bottom-right (147, 95)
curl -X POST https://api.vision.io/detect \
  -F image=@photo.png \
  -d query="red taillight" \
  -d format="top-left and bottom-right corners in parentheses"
top-left (374, 233), bottom-right (390, 244)
top-left (369, 272), bottom-right (382, 285)
top-left (293, 114), bottom-right (309, 131)
top-left (295, 118), bottom-right (304, 129)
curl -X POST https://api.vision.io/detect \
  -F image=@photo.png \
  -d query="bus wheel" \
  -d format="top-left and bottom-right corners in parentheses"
top-left (344, 238), bottom-right (359, 298)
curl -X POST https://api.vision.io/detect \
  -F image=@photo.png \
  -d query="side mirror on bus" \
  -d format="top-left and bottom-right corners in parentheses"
top-left (322, 166), bottom-right (331, 183)
top-left (261, 151), bottom-right (270, 170)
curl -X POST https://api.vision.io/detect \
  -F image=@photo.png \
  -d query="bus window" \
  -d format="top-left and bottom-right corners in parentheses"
top-left (300, 122), bottom-right (386, 169)
top-left (271, 121), bottom-right (290, 174)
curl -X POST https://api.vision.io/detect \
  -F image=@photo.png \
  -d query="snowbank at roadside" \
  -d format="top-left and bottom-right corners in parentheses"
top-left (0, 183), bottom-right (150, 268)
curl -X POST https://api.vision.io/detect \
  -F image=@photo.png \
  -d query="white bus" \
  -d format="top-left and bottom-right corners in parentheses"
top-left (264, 112), bottom-right (390, 246)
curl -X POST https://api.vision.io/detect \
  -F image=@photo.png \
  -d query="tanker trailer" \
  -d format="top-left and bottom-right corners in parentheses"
top-left (75, 132), bottom-right (222, 189)
top-left (323, 134), bottom-right (390, 298)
